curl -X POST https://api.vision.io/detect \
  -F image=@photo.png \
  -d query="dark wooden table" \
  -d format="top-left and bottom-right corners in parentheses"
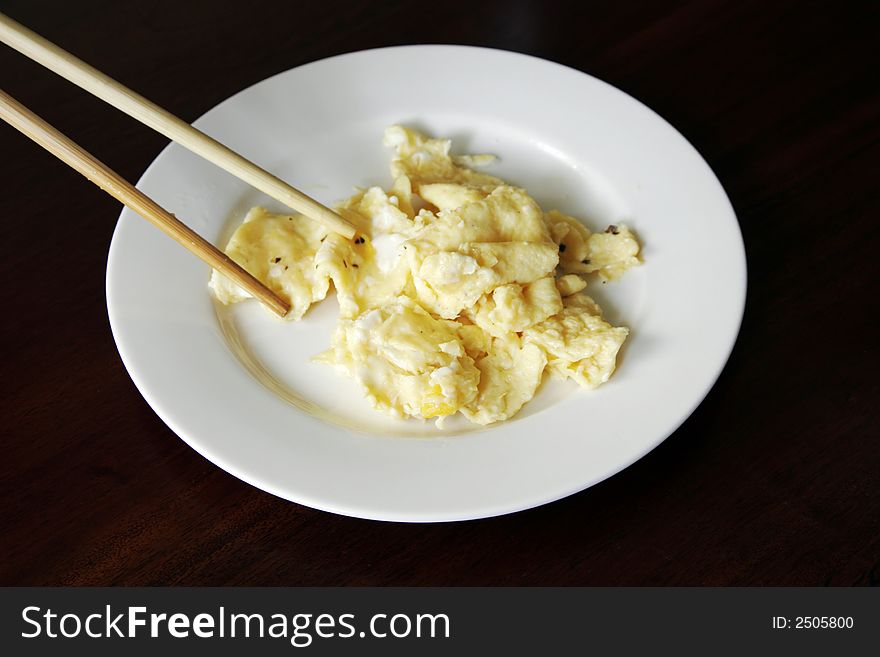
top-left (2, 0), bottom-right (877, 586)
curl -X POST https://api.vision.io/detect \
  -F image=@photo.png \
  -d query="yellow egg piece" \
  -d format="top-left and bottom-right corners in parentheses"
top-left (523, 294), bottom-right (629, 389)
top-left (461, 335), bottom-right (547, 426)
top-left (315, 297), bottom-right (480, 421)
top-left (383, 125), bottom-right (502, 192)
top-left (209, 207), bottom-right (329, 320)
top-left (471, 277), bottom-right (563, 337)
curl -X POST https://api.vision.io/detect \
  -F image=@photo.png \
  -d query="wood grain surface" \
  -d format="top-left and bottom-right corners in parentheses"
top-left (1, 0), bottom-right (877, 586)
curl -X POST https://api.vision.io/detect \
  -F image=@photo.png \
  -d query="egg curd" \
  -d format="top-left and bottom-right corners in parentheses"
top-left (210, 126), bottom-right (641, 426)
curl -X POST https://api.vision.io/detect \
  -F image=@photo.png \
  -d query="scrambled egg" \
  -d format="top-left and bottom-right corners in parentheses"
top-left (210, 126), bottom-right (641, 426)
top-left (523, 293), bottom-right (629, 389)
top-left (402, 185), bottom-right (559, 320)
top-left (314, 297), bottom-right (480, 420)
top-left (461, 335), bottom-right (547, 426)
top-left (209, 207), bottom-right (329, 320)
top-left (544, 209), bottom-right (640, 281)
top-left (469, 277), bottom-right (563, 337)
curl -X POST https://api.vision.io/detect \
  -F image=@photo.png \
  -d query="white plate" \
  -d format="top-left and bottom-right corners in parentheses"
top-left (107, 46), bottom-right (745, 522)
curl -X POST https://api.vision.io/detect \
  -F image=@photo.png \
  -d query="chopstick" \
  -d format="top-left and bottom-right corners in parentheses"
top-left (0, 89), bottom-right (291, 318)
top-left (0, 12), bottom-right (356, 239)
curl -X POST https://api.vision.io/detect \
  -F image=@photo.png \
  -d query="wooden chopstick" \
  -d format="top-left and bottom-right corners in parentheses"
top-left (0, 89), bottom-right (291, 318)
top-left (0, 12), bottom-right (356, 239)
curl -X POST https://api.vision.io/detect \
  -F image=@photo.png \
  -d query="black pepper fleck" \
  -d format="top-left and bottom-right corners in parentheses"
top-left (582, 258), bottom-right (591, 265)
top-left (273, 257), bottom-right (282, 263)
top-left (605, 225), bottom-right (620, 235)
top-left (354, 236), bottom-right (365, 244)
top-left (352, 263), bottom-right (359, 268)
top-left (559, 243), bottom-right (567, 252)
